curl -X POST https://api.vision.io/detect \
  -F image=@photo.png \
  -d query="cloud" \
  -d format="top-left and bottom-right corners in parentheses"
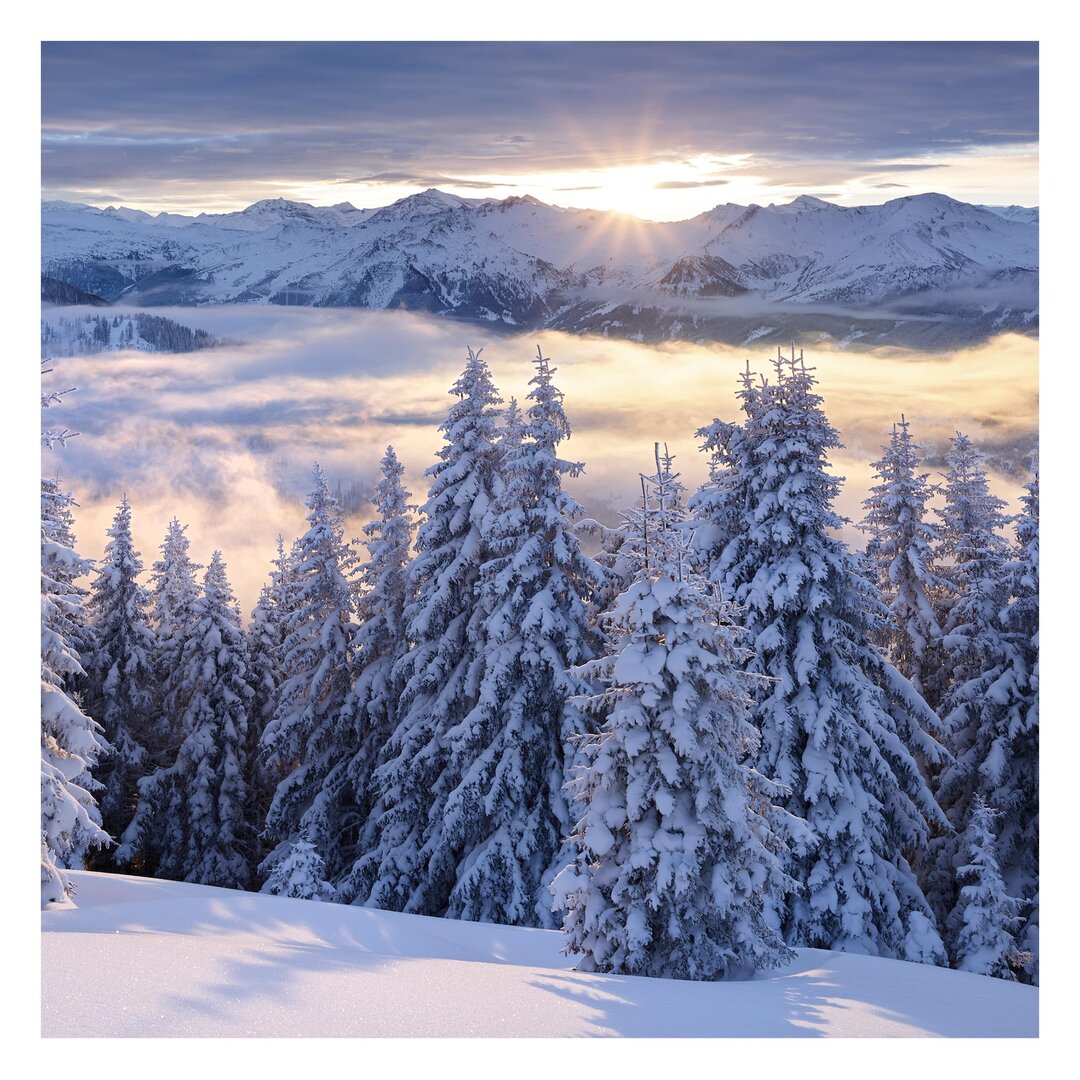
top-left (41, 42), bottom-right (1037, 208)
top-left (857, 163), bottom-right (950, 173)
top-left (654, 178), bottom-right (729, 190)
top-left (335, 171), bottom-right (514, 190)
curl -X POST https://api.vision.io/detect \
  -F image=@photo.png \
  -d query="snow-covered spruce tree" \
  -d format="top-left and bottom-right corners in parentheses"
top-left (859, 416), bottom-right (948, 708)
top-left (926, 433), bottom-right (1035, 953)
top-left (948, 798), bottom-right (1027, 980)
top-left (1006, 457), bottom-right (1039, 982)
top-left (245, 588), bottom-right (281, 875)
top-left (249, 536), bottom-right (300, 827)
top-left (578, 443), bottom-right (693, 638)
top-left (554, 450), bottom-right (794, 978)
top-left (334, 446), bottom-right (415, 902)
top-left (437, 349), bottom-right (604, 927)
top-left (117, 552), bottom-right (254, 887)
top-left (352, 347), bottom-right (503, 914)
top-left (688, 347), bottom-right (949, 963)
top-left (263, 823), bottom-right (335, 900)
top-left (1020, 893), bottom-right (1039, 986)
top-left (41, 372), bottom-right (110, 903)
top-left (82, 496), bottom-right (157, 860)
top-left (41, 478), bottom-right (95, 689)
top-left (930, 433), bottom-right (1012, 739)
top-left (260, 464), bottom-right (356, 897)
top-left (147, 518), bottom-right (203, 761)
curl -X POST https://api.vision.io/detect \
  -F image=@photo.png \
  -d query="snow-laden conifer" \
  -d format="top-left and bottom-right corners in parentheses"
top-left (261, 465), bottom-right (356, 890)
top-left (859, 417), bottom-right (947, 705)
top-left (353, 347), bottom-right (503, 913)
top-left (555, 449), bottom-right (794, 978)
top-left (688, 348), bottom-right (948, 963)
top-left (1005, 458), bottom-right (1039, 979)
top-left (250, 537), bottom-right (299, 818)
top-left (1020, 893), bottom-right (1039, 986)
top-left (335, 446), bottom-right (415, 901)
top-left (41, 404), bottom-right (110, 902)
top-left (926, 435), bottom-right (1032, 931)
top-left (438, 349), bottom-right (603, 927)
top-left (948, 798), bottom-right (1027, 980)
top-left (118, 553), bottom-right (253, 887)
top-left (41, 478), bottom-right (95, 684)
top-left (262, 824), bottom-right (336, 901)
top-left (245, 581), bottom-right (281, 874)
top-left (82, 497), bottom-right (156, 854)
top-left (928, 438), bottom-right (1010, 894)
top-left (148, 518), bottom-right (203, 758)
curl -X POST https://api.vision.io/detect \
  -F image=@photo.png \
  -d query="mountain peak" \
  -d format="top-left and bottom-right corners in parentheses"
top-left (243, 197), bottom-right (313, 212)
top-left (771, 195), bottom-right (838, 214)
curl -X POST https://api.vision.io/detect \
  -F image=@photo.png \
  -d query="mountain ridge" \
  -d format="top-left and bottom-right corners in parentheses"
top-left (42, 190), bottom-right (1038, 349)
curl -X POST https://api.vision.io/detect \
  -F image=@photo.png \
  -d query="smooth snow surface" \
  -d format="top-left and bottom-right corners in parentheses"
top-left (42, 872), bottom-right (1037, 1037)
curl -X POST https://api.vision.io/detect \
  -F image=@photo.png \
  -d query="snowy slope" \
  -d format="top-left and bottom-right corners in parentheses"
top-left (976, 204), bottom-right (1040, 225)
top-left (41, 871), bottom-right (1038, 1038)
top-left (40, 191), bottom-right (1037, 347)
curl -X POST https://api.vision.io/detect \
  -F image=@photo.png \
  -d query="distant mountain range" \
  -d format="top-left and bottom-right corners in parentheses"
top-left (41, 191), bottom-right (1038, 349)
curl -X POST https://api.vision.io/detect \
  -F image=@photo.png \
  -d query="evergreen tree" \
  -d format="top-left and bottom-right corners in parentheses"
top-left (554, 452), bottom-right (794, 978)
top-left (248, 536), bottom-right (299, 834)
top-left (117, 553), bottom-right (253, 887)
top-left (148, 518), bottom-right (203, 760)
top-left (336, 446), bottom-right (415, 901)
top-left (688, 348), bottom-right (948, 963)
top-left (1020, 893), bottom-right (1039, 986)
top-left (41, 478), bottom-right (94, 683)
top-left (82, 497), bottom-right (157, 856)
top-left (439, 348), bottom-right (603, 927)
top-left (245, 582), bottom-right (280, 878)
top-left (859, 417), bottom-right (947, 706)
top-left (927, 434), bottom-right (1032, 938)
top-left (353, 347), bottom-right (503, 914)
top-left (948, 798), bottom-right (1027, 980)
top-left (1006, 457), bottom-right (1039, 981)
top-left (260, 465), bottom-right (356, 893)
top-left (263, 824), bottom-right (335, 901)
top-left (41, 399), bottom-right (110, 901)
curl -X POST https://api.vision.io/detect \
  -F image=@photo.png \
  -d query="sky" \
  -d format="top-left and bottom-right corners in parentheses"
top-left (42, 307), bottom-right (1038, 614)
top-left (41, 41), bottom-right (1039, 220)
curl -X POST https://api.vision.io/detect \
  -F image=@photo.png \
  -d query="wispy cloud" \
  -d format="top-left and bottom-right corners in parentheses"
top-left (335, 171), bottom-right (514, 190)
top-left (654, 178), bottom-right (729, 190)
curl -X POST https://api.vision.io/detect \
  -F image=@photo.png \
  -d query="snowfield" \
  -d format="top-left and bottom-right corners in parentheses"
top-left (41, 871), bottom-right (1037, 1038)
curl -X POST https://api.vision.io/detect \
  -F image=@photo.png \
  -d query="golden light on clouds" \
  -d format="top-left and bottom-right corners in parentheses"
top-left (45, 309), bottom-right (1037, 614)
top-left (87, 143), bottom-right (1039, 222)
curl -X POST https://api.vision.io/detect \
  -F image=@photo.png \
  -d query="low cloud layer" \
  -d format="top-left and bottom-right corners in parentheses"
top-left (42, 307), bottom-right (1038, 613)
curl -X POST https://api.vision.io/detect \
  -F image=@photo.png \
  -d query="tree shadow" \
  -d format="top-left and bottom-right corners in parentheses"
top-left (527, 948), bottom-right (1038, 1037)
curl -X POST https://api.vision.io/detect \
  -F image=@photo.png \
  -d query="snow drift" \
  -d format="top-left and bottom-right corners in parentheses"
top-left (41, 871), bottom-right (1037, 1037)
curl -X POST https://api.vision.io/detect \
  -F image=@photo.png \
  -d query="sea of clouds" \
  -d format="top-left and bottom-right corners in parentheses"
top-left (42, 306), bottom-right (1038, 613)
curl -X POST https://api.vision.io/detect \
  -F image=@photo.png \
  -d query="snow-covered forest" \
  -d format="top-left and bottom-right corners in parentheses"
top-left (40, 311), bottom-right (218, 357)
top-left (40, 341), bottom-right (1039, 988)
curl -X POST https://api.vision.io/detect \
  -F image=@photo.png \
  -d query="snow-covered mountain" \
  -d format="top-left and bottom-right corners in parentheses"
top-left (976, 204), bottom-right (1040, 226)
top-left (41, 190), bottom-right (1038, 348)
